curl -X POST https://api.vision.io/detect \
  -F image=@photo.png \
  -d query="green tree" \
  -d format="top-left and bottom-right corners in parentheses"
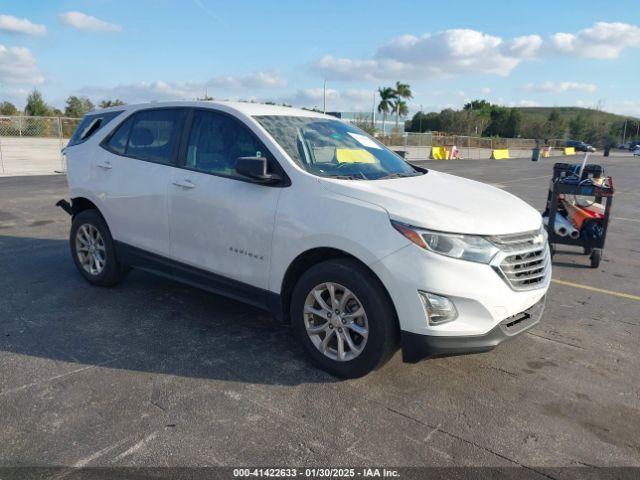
top-left (519, 119), bottom-right (546, 139)
top-left (484, 106), bottom-right (511, 137)
top-left (392, 81), bottom-right (412, 129)
top-left (407, 111), bottom-right (441, 132)
top-left (544, 109), bottom-right (566, 138)
top-left (0, 101), bottom-right (18, 115)
top-left (64, 96), bottom-right (94, 118)
top-left (25, 89), bottom-right (51, 116)
top-left (99, 99), bottom-right (126, 108)
top-left (352, 113), bottom-right (376, 135)
top-left (377, 86), bottom-right (396, 133)
top-left (569, 113), bottom-right (588, 139)
top-left (505, 109), bottom-right (522, 138)
top-left (463, 99), bottom-right (492, 135)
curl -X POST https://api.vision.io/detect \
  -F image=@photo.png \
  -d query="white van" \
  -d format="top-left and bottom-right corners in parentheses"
top-left (59, 101), bottom-right (550, 377)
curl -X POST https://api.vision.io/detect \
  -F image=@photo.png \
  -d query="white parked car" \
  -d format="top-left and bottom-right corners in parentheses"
top-left (59, 102), bottom-right (550, 377)
top-left (633, 146), bottom-right (640, 156)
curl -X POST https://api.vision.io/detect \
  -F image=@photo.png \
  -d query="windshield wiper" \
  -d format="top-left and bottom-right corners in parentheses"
top-left (324, 174), bottom-right (366, 180)
top-left (377, 172), bottom-right (422, 180)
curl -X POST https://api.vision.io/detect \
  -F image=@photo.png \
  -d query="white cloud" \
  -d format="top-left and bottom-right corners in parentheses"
top-left (315, 29), bottom-right (542, 81)
top-left (315, 22), bottom-right (640, 82)
top-left (58, 11), bottom-right (122, 33)
top-left (208, 71), bottom-right (286, 89)
top-left (282, 88), bottom-right (373, 111)
top-left (0, 45), bottom-right (44, 84)
top-left (0, 14), bottom-right (46, 35)
top-left (601, 100), bottom-right (640, 116)
top-left (79, 72), bottom-right (288, 103)
top-left (551, 22), bottom-right (640, 59)
top-left (504, 35), bottom-right (543, 58)
top-left (524, 81), bottom-right (597, 93)
top-left (80, 81), bottom-right (203, 103)
top-left (513, 100), bottom-right (540, 107)
top-left (481, 87), bottom-right (492, 94)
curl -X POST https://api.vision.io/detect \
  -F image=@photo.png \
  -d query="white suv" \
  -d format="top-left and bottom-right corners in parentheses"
top-left (59, 101), bottom-right (550, 378)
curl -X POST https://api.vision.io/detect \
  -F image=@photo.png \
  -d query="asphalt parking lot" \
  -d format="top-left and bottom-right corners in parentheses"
top-left (1, 154), bottom-right (639, 472)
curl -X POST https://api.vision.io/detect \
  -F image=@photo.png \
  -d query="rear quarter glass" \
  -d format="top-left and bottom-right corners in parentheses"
top-left (68, 110), bottom-right (124, 147)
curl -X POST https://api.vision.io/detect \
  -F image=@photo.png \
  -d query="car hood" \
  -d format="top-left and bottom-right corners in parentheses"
top-left (321, 170), bottom-right (542, 235)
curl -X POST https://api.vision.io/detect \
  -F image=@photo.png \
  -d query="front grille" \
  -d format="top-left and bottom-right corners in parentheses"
top-left (489, 228), bottom-right (550, 291)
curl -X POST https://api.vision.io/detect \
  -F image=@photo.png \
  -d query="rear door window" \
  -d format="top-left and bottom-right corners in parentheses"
top-left (124, 109), bottom-right (185, 165)
top-left (105, 116), bottom-right (134, 155)
top-left (68, 110), bottom-right (124, 147)
top-left (102, 108), bottom-right (186, 165)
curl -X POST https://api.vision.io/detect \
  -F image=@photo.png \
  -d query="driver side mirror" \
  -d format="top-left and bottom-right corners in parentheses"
top-left (236, 157), bottom-right (282, 184)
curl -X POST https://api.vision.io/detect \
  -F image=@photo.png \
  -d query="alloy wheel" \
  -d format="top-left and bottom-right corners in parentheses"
top-left (303, 282), bottom-right (369, 362)
top-left (75, 224), bottom-right (106, 276)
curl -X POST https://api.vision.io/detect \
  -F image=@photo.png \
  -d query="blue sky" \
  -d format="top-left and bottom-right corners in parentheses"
top-left (0, 0), bottom-right (639, 115)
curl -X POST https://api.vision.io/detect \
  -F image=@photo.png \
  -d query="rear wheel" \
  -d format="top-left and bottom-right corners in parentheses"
top-left (70, 209), bottom-right (122, 286)
top-left (590, 249), bottom-right (601, 269)
top-left (291, 259), bottom-right (398, 378)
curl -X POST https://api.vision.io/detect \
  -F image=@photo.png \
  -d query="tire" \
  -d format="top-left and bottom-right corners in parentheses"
top-left (290, 259), bottom-right (398, 378)
top-left (70, 209), bottom-right (122, 287)
top-left (590, 249), bottom-right (601, 269)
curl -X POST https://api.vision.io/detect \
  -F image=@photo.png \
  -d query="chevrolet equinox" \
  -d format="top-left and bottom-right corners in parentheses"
top-left (58, 101), bottom-right (550, 378)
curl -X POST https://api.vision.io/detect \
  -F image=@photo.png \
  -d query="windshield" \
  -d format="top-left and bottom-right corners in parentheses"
top-left (255, 115), bottom-right (423, 180)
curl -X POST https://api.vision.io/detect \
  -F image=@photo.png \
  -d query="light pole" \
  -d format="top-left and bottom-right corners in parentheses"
top-left (323, 80), bottom-right (326, 114)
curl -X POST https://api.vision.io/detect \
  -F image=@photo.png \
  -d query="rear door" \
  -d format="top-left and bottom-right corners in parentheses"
top-left (167, 108), bottom-right (284, 294)
top-left (96, 107), bottom-right (187, 256)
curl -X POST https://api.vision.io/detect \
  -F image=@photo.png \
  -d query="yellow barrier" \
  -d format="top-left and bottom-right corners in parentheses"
top-left (564, 147), bottom-right (576, 155)
top-left (431, 146), bottom-right (449, 160)
top-left (491, 149), bottom-right (510, 160)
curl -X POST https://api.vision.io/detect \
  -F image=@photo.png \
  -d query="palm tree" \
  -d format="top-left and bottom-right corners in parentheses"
top-left (396, 100), bottom-right (409, 118)
top-left (377, 87), bottom-right (396, 134)
top-left (393, 81), bottom-right (412, 128)
top-left (394, 81), bottom-right (412, 100)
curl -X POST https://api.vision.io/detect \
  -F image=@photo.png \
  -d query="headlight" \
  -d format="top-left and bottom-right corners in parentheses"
top-left (391, 220), bottom-right (499, 264)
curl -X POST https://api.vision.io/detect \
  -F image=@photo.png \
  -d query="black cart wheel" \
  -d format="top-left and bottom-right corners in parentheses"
top-left (590, 249), bottom-right (601, 268)
top-left (583, 247), bottom-right (593, 256)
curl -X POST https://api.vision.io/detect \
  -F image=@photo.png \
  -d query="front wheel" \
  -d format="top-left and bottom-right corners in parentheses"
top-left (290, 259), bottom-right (398, 378)
top-left (70, 209), bottom-right (123, 287)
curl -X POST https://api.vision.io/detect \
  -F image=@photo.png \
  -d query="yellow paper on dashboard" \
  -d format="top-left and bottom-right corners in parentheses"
top-left (336, 148), bottom-right (377, 164)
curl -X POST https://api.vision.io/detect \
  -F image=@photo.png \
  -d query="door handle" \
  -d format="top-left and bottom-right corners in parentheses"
top-left (172, 179), bottom-right (195, 189)
top-left (97, 161), bottom-right (112, 170)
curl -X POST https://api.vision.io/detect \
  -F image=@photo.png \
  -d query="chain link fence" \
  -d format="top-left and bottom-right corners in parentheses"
top-left (0, 115), bottom-right (81, 175)
top-left (377, 132), bottom-right (565, 160)
top-left (0, 114), bottom-right (569, 174)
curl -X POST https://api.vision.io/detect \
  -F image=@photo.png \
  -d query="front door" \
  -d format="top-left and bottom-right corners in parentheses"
top-left (168, 109), bottom-right (283, 295)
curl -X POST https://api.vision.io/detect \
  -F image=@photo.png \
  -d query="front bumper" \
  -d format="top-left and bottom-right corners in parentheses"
top-left (401, 294), bottom-right (546, 363)
top-left (371, 241), bottom-right (550, 337)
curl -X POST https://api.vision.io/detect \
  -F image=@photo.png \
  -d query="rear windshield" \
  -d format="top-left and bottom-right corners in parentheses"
top-left (68, 110), bottom-right (124, 147)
